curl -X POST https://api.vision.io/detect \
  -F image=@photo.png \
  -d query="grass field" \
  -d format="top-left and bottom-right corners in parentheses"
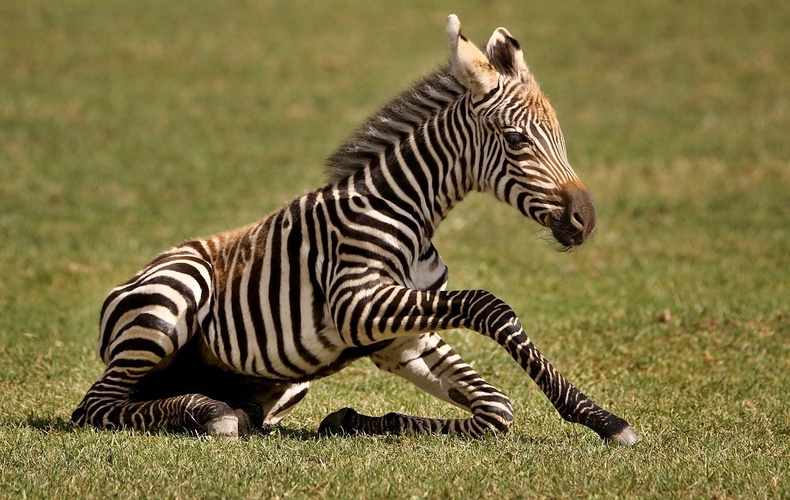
top-left (1, 1), bottom-right (788, 498)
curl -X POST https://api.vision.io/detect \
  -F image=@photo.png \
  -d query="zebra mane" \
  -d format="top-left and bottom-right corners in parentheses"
top-left (325, 67), bottom-right (465, 184)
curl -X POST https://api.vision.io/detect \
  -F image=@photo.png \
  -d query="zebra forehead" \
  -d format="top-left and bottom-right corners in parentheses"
top-left (530, 94), bottom-right (560, 128)
top-left (500, 88), bottom-right (561, 131)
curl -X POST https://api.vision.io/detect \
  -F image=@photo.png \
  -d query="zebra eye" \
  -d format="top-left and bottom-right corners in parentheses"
top-left (504, 132), bottom-right (530, 148)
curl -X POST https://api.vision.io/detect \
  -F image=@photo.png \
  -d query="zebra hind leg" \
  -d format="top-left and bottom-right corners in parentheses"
top-left (105, 342), bottom-right (260, 437)
top-left (71, 367), bottom-right (245, 438)
top-left (72, 349), bottom-right (249, 438)
top-left (121, 347), bottom-right (311, 436)
top-left (71, 249), bottom-right (244, 438)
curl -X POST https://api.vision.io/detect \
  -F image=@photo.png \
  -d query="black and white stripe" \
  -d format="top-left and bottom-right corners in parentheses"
top-left (72, 15), bottom-right (637, 445)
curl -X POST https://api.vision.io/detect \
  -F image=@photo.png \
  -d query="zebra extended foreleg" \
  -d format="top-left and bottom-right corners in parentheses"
top-left (332, 285), bottom-right (638, 444)
top-left (319, 333), bottom-right (513, 437)
top-left (464, 293), bottom-right (639, 445)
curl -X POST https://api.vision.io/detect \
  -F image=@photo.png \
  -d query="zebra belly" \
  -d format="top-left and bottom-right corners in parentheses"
top-left (201, 320), bottom-right (390, 382)
top-left (132, 335), bottom-right (282, 401)
top-left (202, 292), bottom-right (386, 382)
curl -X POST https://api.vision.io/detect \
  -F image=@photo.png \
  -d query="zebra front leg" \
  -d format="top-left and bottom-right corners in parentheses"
top-left (508, 332), bottom-right (639, 445)
top-left (319, 333), bottom-right (513, 437)
top-left (464, 291), bottom-right (639, 444)
top-left (330, 285), bottom-right (638, 445)
top-left (467, 293), bottom-right (639, 444)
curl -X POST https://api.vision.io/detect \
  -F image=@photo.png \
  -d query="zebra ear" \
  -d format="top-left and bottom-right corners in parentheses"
top-left (447, 14), bottom-right (499, 97)
top-left (485, 27), bottom-right (538, 88)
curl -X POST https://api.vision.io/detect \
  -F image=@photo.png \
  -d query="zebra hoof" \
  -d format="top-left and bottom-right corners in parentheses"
top-left (318, 407), bottom-right (357, 436)
top-left (234, 408), bottom-right (253, 436)
top-left (608, 425), bottom-right (640, 446)
top-left (205, 415), bottom-right (239, 440)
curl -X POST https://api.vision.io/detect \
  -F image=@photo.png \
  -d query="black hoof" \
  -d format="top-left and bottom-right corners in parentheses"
top-left (318, 407), bottom-right (357, 436)
top-left (233, 402), bottom-right (264, 434)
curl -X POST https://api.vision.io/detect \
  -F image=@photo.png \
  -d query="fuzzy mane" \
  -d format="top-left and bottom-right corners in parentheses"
top-left (325, 67), bottom-right (465, 184)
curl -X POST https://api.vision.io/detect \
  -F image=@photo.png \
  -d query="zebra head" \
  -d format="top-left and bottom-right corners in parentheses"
top-left (447, 15), bottom-right (595, 247)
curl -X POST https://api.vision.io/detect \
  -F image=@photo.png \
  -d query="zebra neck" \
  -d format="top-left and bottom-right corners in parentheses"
top-left (345, 109), bottom-right (474, 239)
top-left (325, 70), bottom-right (474, 239)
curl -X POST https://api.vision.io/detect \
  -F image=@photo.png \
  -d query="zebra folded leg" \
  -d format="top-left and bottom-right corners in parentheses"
top-left (319, 333), bottom-right (513, 437)
top-left (128, 352), bottom-right (311, 435)
top-left (72, 371), bottom-right (245, 438)
top-left (71, 356), bottom-right (253, 438)
top-left (74, 361), bottom-right (310, 438)
top-left (69, 248), bottom-right (249, 436)
top-left (72, 350), bottom-right (248, 437)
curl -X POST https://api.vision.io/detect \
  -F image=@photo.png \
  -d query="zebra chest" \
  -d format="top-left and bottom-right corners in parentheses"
top-left (406, 243), bottom-right (449, 291)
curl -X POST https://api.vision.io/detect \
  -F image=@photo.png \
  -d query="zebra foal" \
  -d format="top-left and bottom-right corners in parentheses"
top-left (72, 15), bottom-right (639, 445)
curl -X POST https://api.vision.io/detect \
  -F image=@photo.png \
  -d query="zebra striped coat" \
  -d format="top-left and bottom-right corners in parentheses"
top-left (72, 15), bottom-right (638, 445)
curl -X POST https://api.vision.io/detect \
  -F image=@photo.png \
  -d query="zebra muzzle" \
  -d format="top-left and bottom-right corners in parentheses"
top-left (550, 183), bottom-right (596, 247)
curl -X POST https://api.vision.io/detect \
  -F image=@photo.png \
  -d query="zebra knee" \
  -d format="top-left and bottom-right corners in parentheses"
top-left (478, 409), bottom-right (514, 435)
top-left (72, 396), bottom-right (119, 430)
top-left (472, 395), bottom-right (514, 435)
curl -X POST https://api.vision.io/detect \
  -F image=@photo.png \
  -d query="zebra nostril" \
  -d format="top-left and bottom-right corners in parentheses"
top-left (571, 210), bottom-right (585, 231)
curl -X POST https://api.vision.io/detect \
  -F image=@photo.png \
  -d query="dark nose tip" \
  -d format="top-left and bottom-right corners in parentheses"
top-left (550, 183), bottom-right (596, 246)
top-left (567, 186), bottom-right (596, 237)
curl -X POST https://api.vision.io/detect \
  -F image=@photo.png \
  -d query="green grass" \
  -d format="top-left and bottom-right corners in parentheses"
top-left (1, 0), bottom-right (788, 497)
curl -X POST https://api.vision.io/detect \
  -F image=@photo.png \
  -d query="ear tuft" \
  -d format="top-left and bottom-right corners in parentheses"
top-left (486, 26), bottom-right (536, 87)
top-left (446, 14), bottom-right (462, 45)
top-left (446, 14), bottom-right (499, 97)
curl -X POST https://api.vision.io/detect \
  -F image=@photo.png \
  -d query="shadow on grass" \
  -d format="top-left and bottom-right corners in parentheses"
top-left (258, 425), bottom-right (322, 441)
top-left (20, 413), bottom-right (565, 445)
top-left (23, 412), bottom-right (77, 434)
top-left (19, 412), bottom-right (325, 441)
top-left (261, 425), bottom-right (563, 445)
